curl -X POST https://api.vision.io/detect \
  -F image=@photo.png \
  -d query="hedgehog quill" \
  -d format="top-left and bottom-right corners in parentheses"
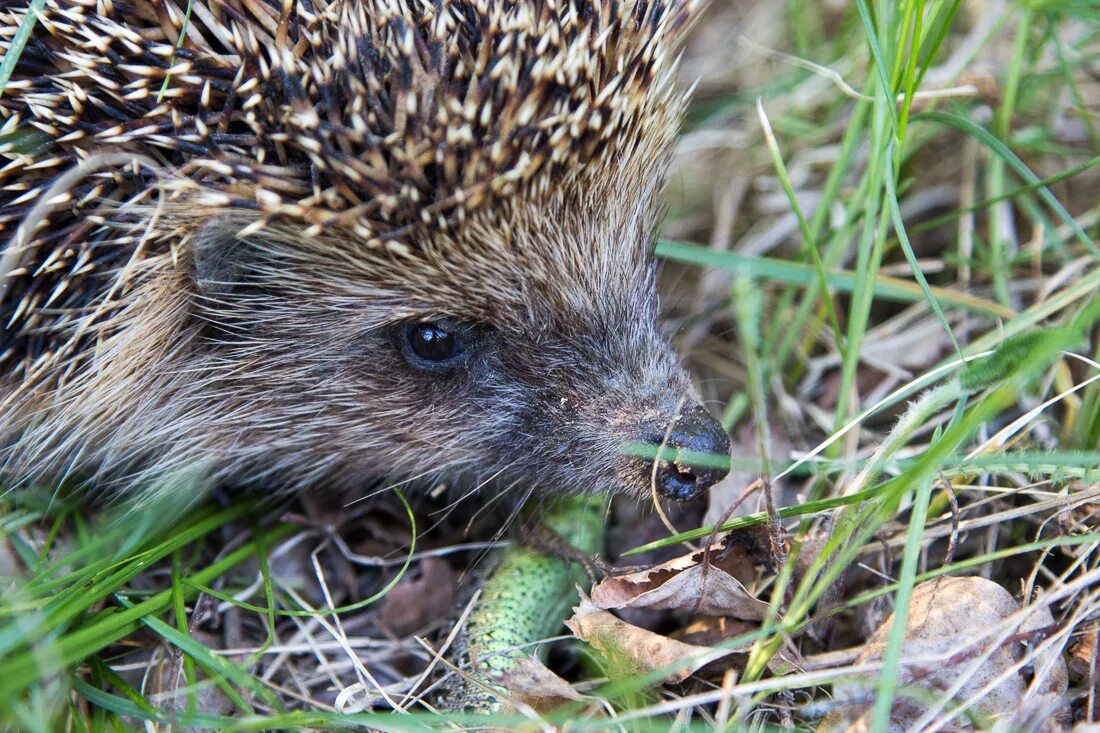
top-left (0, 0), bottom-right (730, 506)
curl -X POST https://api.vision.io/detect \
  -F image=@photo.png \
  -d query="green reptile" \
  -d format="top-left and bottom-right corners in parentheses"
top-left (438, 495), bottom-right (607, 712)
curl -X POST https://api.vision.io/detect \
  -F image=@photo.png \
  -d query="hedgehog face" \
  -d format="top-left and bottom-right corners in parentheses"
top-left (185, 201), bottom-right (730, 503)
top-left (373, 311), bottom-right (732, 502)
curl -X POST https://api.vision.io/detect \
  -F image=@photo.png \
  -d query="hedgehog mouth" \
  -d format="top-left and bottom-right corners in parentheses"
top-left (669, 462), bottom-right (702, 489)
top-left (633, 406), bottom-right (733, 501)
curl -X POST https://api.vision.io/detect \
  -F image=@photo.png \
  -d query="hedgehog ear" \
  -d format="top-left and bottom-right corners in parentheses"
top-left (190, 220), bottom-right (259, 302)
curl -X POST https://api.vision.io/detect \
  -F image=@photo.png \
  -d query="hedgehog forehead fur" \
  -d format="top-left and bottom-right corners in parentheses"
top-left (0, 0), bottom-right (719, 502)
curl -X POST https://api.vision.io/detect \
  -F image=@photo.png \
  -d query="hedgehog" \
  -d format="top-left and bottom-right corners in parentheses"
top-left (0, 0), bottom-right (731, 507)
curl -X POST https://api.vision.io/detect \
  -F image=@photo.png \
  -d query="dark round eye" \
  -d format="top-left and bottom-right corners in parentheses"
top-left (403, 321), bottom-right (464, 367)
top-left (409, 322), bottom-right (457, 361)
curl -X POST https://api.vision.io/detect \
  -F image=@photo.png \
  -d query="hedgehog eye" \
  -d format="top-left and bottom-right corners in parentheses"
top-left (400, 320), bottom-right (466, 370)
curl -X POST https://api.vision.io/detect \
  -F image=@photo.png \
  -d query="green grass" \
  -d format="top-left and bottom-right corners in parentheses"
top-left (660, 0), bottom-right (1099, 726)
top-left (3, 0), bottom-right (1100, 730)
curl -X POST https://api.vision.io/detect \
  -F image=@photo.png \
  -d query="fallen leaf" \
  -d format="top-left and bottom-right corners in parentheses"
top-left (591, 539), bottom-right (768, 619)
top-left (566, 595), bottom-right (741, 684)
top-left (819, 577), bottom-right (1070, 733)
top-left (1068, 624), bottom-right (1098, 681)
top-left (677, 615), bottom-right (757, 648)
top-left (498, 657), bottom-right (586, 712)
top-left (380, 557), bottom-right (455, 636)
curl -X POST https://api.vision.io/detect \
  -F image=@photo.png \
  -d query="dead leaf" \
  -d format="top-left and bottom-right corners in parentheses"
top-left (591, 540), bottom-right (768, 619)
top-left (1068, 624), bottom-right (1098, 681)
top-left (677, 615), bottom-right (757, 648)
top-left (498, 657), bottom-right (585, 712)
top-left (819, 577), bottom-right (1070, 733)
top-left (380, 557), bottom-right (455, 636)
top-left (566, 595), bottom-right (741, 684)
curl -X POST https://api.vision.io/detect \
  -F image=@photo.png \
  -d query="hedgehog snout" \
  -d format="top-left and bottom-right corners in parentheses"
top-left (636, 405), bottom-right (731, 501)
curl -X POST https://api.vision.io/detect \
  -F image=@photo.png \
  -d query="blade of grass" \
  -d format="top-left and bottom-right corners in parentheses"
top-left (907, 154), bottom-right (1100, 237)
top-left (767, 87), bottom-right (874, 380)
top-left (0, 0), bottom-right (46, 95)
top-left (893, 0), bottom-right (925, 140)
top-left (171, 550), bottom-right (199, 719)
top-left (913, 0), bottom-right (962, 91)
top-left (856, 0), bottom-right (901, 136)
top-left (756, 99), bottom-right (846, 352)
top-left (884, 140), bottom-right (962, 356)
top-left (871, 474), bottom-right (934, 728)
top-left (0, 523), bottom-right (296, 704)
top-left (657, 241), bottom-right (1014, 318)
top-left (916, 110), bottom-right (1098, 257)
top-left (988, 6), bottom-right (1035, 304)
top-left (117, 594), bottom-right (280, 712)
top-left (833, 106), bottom-right (891, 441)
top-left (156, 0), bottom-right (194, 101)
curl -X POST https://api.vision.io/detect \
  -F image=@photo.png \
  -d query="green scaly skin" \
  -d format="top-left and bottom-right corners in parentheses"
top-left (438, 495), bottom-right (607, 712)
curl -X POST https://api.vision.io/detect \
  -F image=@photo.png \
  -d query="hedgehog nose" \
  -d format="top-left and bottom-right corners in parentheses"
top-left (643, 407), bottom-right (731, 501)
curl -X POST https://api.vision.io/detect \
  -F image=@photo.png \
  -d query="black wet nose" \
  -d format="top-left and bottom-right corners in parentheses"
top-left (644, 407), bottom-right (731, 501)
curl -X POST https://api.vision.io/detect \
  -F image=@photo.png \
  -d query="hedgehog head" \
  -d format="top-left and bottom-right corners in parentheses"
top-left (1, 0), bottom-right (730, 502)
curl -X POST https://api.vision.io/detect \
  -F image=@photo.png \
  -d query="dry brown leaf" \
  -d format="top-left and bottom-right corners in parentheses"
top-left (1068, 624), bottom-right (1098, 681)
top-left (819, 577), bottom-right (1070, 733)
top-left (678, 615), bottom-right (758, 648)
top-left (592, 541), bottom-right (768, 619)
top-left (380, 557), bottom-right (455, 636)
top-left (565, 595), bottom-right (739, 684)
top-left (498, 657), bottom-right (586, 713)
